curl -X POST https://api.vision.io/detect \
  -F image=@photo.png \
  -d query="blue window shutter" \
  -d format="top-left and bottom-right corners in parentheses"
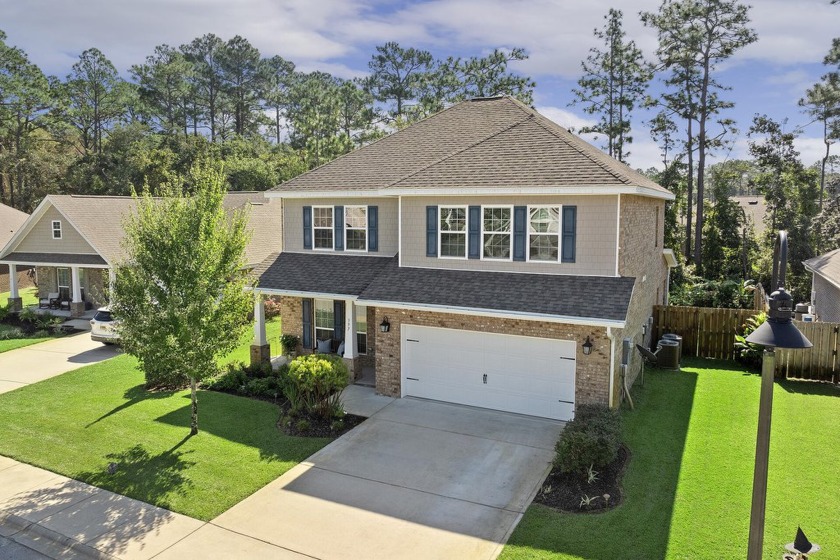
top-left (303, 206), bottom-right (312, 250)
top-left (426, 206), bottom-right (438, 257)
top-left (301, 299), bottom-right (313, 348)
top-left (333, 300), bottom-right (344, 342)
top-left (562, 206), bottom-right (577, 263)
top-left (334, 206), bottom-right (344, 251)
top-left (513, 206), bottom-right (527, 261)
top-left (368, 206), bottom-right (378, 252)
top-left (468, 206), bottom-right (480, 259)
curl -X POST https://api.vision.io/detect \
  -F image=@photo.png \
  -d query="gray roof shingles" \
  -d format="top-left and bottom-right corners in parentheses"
top-left (255, 252), bottom-right (634, 322)
top-left (271, 96), bottom-right (670, 196)
top-left (3, 252), bottom-right (107, 266)
top-left (0, 203), bottom-right (28, 250)
top-left (804, 248), bottom-right (840, 283)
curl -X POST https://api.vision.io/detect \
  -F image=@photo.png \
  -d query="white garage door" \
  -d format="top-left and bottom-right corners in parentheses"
top-left (402, 325), bottom-right (576, 421)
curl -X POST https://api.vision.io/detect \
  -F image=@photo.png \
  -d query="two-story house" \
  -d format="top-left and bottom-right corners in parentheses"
top-left (251, 96), bottom-right (676, 421)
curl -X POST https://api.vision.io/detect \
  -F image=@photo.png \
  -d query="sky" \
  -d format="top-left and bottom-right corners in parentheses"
top-left (2, 0), bottom-right (837, 171)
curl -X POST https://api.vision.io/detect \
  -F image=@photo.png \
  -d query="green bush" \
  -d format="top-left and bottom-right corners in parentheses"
top-left (734, 312), bottom-right (767, 371)
top-left (35, 312), bottom-right (62, 330)
top-left (554, 405), bottom-right (622, 476)
top-left (18, 307), bottom-right (38, 323)
top-left (243, 377), bottom-right (281, 399)
top-left (204, 367), bottom-right (248, 393)
top-left (0, 326), bottom-right (24, 340)
top-left (0, 305), bottom-right (9, 321)
top-left (280, 333), bottom-right (300, 355)
top-left (264, 298), bottom-right (282, 319)
top-left (284, 354), bottom-right (349, 419)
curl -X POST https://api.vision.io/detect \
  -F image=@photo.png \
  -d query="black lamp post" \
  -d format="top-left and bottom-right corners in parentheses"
top-left (745, 231), bottom-right (812, 560)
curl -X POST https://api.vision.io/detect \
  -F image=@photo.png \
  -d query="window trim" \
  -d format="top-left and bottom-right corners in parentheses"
top-left (480, 205), bottom-right (514, 261)
top-left (344, 205), bottom-right (368, 253)
top-left (313, 298), bottom-right (334, 341)
top-left (52, 220), bottom-right (62, 240)
top-left (526, 205), bottom-right (563, 263)
top-left (311, 205), bottom-right (334, 251)
top-left (356, 304), bottom-right (367, 355)
top-left (437, 205), bottom-right (468, 260)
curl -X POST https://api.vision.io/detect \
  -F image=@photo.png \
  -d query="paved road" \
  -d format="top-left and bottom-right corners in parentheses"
top-left (0, 333), bottom-right (120, 395)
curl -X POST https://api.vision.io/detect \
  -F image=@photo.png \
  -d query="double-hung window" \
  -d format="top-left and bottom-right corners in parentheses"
top-left (528, 206), bottom-right (561, 262)
top-left (439, 206), bottom-right (467, 258)
top-left (356, 305), bottom-right (367, 354)
top-left (313, 207), bottom-right (334, 249)
top-left (314, 299), bottom-right (334, 342)
top-left (345, 206), bottom-right (367, 251)
top-left (482, 206), bottom-right (512, 260)
top-left (52, 220), bottom-right (62, 240)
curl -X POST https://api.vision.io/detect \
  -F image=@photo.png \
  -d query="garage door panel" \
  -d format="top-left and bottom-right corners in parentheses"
top-left (402, 325), bottom-right (577, 421)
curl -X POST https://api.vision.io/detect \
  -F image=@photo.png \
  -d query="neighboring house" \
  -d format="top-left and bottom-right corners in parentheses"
top-left (803, 248), bottom-right (840, 322)
top-left (0, 203), bottom-right (33, 299)
top-left (0, 193), bottom-right (282, 315)
top-left (251, 96), bottom-right (676, 421)
top-left (732, 195), bottom-right (767, 235)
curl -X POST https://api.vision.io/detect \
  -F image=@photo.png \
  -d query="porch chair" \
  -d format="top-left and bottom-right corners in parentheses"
top-left (39, 292), bottom-right (60, 309)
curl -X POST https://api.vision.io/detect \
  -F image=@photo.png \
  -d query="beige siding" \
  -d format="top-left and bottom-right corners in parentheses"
top-left (813, 275), bottom-right (840, 323)
top-left (400, 195), bottom-right (618, 276)
top-left (283, 197), bottom-right (399, 256)
top-left (15, 206), bottom-right (97, 255)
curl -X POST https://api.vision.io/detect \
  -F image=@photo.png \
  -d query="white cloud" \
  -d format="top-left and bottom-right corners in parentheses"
top-left (535, 106), bottom-right (596, 132)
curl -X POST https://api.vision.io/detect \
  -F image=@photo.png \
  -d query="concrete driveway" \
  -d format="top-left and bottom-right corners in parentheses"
top-left (161, 398), bottom-right (564, 560)
top-left (0, 333), bottom-right (120, 395)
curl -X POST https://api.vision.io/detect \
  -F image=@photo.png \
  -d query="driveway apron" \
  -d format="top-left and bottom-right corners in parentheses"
top-left (0, 333), bottom-right (120, 394)
top-left (169, 398), bottom-right (564, 560)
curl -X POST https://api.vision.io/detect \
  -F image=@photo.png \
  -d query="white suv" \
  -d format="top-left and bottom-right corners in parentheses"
top-left (90, 308), bottom-right (119, 345)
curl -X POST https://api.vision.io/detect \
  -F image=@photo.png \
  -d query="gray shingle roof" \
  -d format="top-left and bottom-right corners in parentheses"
top-left (271, 96), bottom-right (670, 196)
top-left (254, 252), bottom-right (396, 296)
top-left (0, 203), bottom-right (28, 251)
top-left (3, 252), bottom-right (107, 266)
top-left (254, 251), bottom-right (634, 322)
top-left (8, 193), bottom-right (281, 266)
top-left (804, 248), bottom-right (840, 284)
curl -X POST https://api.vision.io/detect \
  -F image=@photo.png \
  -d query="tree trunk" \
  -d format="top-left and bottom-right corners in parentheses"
top-left (190, 376), bottom-right (198, 435)
top-left (694, 57), bottom-right (711, 275)
top-left (685, 118), bottom-right (694, 264)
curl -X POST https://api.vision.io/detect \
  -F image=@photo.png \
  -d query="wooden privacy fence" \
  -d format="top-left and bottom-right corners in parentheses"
top-left (652, 305), bottom-right (840, 382)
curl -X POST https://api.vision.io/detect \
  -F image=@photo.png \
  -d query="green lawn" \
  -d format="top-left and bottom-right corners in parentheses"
top-left (221, 316), bottom-right (282, 365)
top-left (502, 359), bottom-right (839, 560)
top-left (0, 315), bottom-right (331, 521)
top-left (0, 286), bottom-right (39, 307)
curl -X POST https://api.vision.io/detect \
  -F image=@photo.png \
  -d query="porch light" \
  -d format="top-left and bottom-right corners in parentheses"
top-left (379, 317), bottom-right (391, 333)
top-left (745, 231), bottom-right (812, 560)
top-left (582, 336), bottom-right (593, 356)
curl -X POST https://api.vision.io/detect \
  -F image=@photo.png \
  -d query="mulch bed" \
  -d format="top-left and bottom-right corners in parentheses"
top-left (534, 445), bottom-right (630, 513)
top-left (277, 406), bottom-right (366, 438)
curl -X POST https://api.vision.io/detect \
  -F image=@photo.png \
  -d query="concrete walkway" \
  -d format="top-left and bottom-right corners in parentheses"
top-left (0, 333), bottom-right (120, 395)
top-left (0, 393), bottom-right (563, 559)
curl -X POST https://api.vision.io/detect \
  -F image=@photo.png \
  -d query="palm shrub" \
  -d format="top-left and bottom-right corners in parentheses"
top-left (734, 312), bottom-right (767, 371)
top-left (554, 405), bottom-right (623, 476)
top-left (283, 354), bottom-right (349, 420)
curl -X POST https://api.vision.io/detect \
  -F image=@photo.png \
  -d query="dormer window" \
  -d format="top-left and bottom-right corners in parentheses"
top-left (52, 220), bottom-right (62, 240)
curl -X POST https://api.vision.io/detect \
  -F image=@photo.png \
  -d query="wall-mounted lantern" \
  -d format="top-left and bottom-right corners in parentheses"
top-left (380, 317), bottom-right (391, 333)
top-left (582, 336), bottom-right (593, 356)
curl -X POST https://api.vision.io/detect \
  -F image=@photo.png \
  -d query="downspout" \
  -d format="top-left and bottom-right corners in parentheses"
top-left (607, 326), bottom-right (616, 409)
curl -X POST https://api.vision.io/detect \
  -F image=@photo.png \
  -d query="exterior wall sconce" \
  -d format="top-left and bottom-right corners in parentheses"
top-left (380, 317), bottom-right (391, 333)
top-left (582, 336), bottom-right (593, 356)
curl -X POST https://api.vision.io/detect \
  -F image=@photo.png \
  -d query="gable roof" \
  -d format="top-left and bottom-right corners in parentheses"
top-left (0, 203), bottom-right (28, 250)
top-left (270, 96), bottom-right (672, 199)
top-left (0, 193), bottom-right (281, 267)
top-left (804, 248), bottom-right (840, 287)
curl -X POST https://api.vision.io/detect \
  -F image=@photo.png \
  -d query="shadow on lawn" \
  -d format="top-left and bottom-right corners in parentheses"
top-left (778, 378), bottom-right (840, 397)
top-left (517, 367), bottom-right (698, 560)
top-left (75, 437), bottom-right (195, 512)
top-left (85, 384), bottom-right (177, 427)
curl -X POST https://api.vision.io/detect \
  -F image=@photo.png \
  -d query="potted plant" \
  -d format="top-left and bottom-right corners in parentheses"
top-left (280, 333), bottom-right (301, 358)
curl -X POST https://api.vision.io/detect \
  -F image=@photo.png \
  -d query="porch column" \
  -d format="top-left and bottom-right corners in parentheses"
top-left (250, 291), bottom-right (270, 366)
top-left (343, 300), bottom-right (357, 380)
top-left (69, 265), bottom-right (85, 317)
top-left (108, 268), bottom-right (116, 303)
top-left (7, 264), bottom-right (21, 312)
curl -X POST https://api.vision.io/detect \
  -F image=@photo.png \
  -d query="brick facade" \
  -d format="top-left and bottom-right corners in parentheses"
top-left (615, 195), bottom-right (668, 401)
top-left (372, 306), bottom-right (611, 407)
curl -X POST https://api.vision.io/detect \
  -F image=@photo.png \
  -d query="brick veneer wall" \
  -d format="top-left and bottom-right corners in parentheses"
top-left (615, 195), bottom-right (668, 400)
top-left (373, 307), bottom-right (610, 407)
top-left (36, 267), bottom-right (58, 297)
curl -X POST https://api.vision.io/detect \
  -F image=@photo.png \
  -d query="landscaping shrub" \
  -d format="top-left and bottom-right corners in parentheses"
top-left (283, 354), bottom-right (348, 420)
top-left (734, 312), bottom-right (767, 371)
top-left (263, 297), bottom-right (282, 319)
top-left (280, 333), bottom-right (300, 355)
top-left (204, 360), bottom-right (279, 395)
top-left (18, 307), bottom-right (38, 324)
top-left (554, 405), bottom-right (622, 476)
top-left (35, 312), bottom-right (62, 330)
top-left (0, 305), bottom-right (9, 322)
top-left (0, 326), bottom-right (24, 340)
top-left (243, 377), bottom-right (281, 399)
top-left (204, 367), bottom-right (248, 393)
